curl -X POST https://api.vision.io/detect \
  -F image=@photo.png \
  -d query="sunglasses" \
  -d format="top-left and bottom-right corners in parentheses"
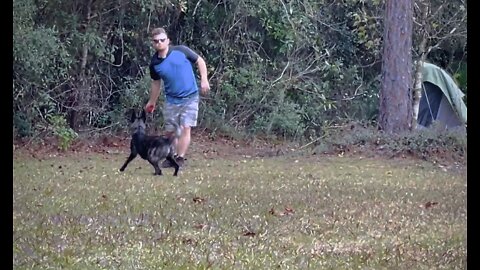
top-left (152, 38), bottom-right (167, 44)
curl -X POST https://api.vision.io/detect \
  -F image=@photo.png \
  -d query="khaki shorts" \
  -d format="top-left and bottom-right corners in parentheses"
top-left (163, 95), bottom-right (199, 132)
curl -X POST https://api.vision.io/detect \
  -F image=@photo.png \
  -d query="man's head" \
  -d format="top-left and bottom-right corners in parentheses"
top-left (151, 27), bottom-right (170, 51)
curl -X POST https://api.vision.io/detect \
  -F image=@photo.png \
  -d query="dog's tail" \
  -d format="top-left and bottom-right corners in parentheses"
top-left (172, 121), bottom-right (182, 139)
top-left (165, 120), bottom-right (182, 140)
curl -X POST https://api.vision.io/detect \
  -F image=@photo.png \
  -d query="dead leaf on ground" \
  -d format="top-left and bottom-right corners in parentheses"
top-left (243, 230), bottom-right (256, 237)
top-left (193, 196), bottom-right (207, 203)
top-left (284, 206), bottom-right (295, 215)
top-left (182, 238), bottom-right (196, 245)
top-left (425, 201), bottom-right (439, 209)
top-left (269, 206), bottom-right (295, 217)
top-left (269, 207), bottom-right (284, 217)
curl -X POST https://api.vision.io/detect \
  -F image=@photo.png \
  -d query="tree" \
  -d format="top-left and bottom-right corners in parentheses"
top-left (379, 0), bottom-right (413, 133)
top-left (13, 0), bottom-right (466, 140)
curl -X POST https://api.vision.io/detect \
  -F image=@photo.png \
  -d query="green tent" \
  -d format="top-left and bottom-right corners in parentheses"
top-left (417, 62), bottom-right (467, 132)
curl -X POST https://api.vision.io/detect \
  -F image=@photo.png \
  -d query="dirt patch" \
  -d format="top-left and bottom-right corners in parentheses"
top-left (13, 129), bottom-right (466, 170)
top-left (13, 130), bottom-right (292, 159)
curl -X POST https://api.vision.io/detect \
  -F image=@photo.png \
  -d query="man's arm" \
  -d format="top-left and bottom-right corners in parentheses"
top-left (196, 56), bottom-right (210, 95)
top-left (145, 80), bottom-right (161, 112)
top-left (172, 45), bottom-right (210, 95)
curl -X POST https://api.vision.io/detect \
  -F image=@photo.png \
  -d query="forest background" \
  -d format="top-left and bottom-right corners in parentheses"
top-left (13, 0), bottom-right (467, 150)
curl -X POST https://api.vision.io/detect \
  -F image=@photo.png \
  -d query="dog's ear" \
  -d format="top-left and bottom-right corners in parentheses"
top-left (140, 109), bottom-right (147, 122)
top-left (130, 109), bottom-right (137, 123)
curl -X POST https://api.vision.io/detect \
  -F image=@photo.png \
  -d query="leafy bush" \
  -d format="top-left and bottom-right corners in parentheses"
top-left (313, 122), bottom-right (466, 162)
top-left (46, 114), bottom-right (78, 151)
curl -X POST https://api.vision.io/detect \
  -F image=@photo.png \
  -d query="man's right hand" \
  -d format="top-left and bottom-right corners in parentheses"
top-left (145, 102), bottom-right (156, 113)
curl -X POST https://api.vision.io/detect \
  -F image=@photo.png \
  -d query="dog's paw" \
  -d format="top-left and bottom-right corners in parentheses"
top-left (119, 168), bottom-right (125, 172)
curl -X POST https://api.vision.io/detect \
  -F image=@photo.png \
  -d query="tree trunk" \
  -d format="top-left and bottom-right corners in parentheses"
top-left (69, 0), bottom-right (94, 130)
top-left (379, 0), bottom-right (413, 134)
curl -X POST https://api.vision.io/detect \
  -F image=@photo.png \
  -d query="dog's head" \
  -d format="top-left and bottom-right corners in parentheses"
top-left (129, 109), bottom-right (146, 134)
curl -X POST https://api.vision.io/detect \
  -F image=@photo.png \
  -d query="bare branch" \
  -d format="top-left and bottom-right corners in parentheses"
top-left (192, 0), bottom-right (202, 17)
top-left (271, 61), bottom-right (290, 86)
top-left (279, 0), bottom-right (296, 33)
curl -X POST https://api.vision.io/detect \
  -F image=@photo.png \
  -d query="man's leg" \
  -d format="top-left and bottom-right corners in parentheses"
top-left (176, 125), bottom-right (191, 158)
top-left (176, 96), bottom-right (199, 165)
top-left (161, 96), bottom-right (198, 168)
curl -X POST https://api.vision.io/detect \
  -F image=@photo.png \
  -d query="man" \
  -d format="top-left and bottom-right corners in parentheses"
top-left (145, 27), bottom-right (210, 168)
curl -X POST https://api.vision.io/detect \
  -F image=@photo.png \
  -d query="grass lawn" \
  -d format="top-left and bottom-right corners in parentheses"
top-left (13, 151), bottom-right (466, 269)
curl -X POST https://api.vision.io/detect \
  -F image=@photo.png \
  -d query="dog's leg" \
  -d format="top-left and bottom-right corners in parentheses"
top-left (166, 156), bottom-right (180, 176)
top-left (148, 159), bottom-right (162, 175)
top-left (120, 153), bottom-right (137, 172)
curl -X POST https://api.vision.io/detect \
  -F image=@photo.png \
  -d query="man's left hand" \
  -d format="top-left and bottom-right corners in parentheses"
top-left (200, 80), bottom-right (210, 96)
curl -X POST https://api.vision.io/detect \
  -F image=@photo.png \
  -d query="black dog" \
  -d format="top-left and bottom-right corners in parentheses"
top-left (119, 109), bottom-right (180, 176)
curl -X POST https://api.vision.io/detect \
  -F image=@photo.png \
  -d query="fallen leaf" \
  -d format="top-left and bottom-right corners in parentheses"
top-left (243, 230), bottom-right (256, 237)
top-left (269, 207), bottom-right (286, 217)
top-left (182, 238), bottom-right (195, 245)
top-left (284, 207), bottom-right (295, 215)
top-left (193, 196), bottom-right (206, 203)
top-left (425, 201), bottom-right (439, 209)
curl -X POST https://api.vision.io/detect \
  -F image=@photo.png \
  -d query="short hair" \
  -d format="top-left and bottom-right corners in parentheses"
top-left (151, 27), bottom-right (167, 38)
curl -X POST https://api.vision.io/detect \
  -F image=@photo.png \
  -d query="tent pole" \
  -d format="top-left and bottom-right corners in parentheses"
top-left (423, 83), bottom-right (435, 122)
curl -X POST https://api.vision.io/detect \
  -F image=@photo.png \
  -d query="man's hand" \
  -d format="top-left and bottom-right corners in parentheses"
top-left (200, 79), bottom-right (210, 96)
top-left (146, 80), bottom-right (161, 112)
top-left (145, 101), bottom-right (156, 113)
top-left (196, 57), bottom-right (210, 96)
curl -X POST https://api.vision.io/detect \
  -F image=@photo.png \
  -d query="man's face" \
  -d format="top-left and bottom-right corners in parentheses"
top-left (152, 33), bottom-right (169, 50)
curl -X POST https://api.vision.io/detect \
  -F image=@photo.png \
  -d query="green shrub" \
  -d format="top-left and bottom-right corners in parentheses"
top-left (313, 122), bottom-right (466, 162)
top-left (47, 115), bottom-right (78, 151)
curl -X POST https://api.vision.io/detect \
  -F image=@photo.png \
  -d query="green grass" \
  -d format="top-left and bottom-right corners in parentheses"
top-left (13, 152), bottom-right (466, 269)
